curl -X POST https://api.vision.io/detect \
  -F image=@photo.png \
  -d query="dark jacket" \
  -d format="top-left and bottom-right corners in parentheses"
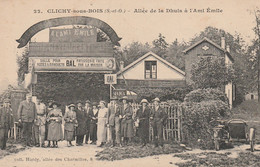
top-left (120, 104), bottom-right (133, 124)
top-left (150, 106), bottom-right (168, 126)
top-left (76, 108), bottom-right (87, 135)
top-left (0, 107), bottom-right (12, 129)
top-left (18, 100), bottom-right (37, 122)
top-left (89, 108), bottom-right (98, 124)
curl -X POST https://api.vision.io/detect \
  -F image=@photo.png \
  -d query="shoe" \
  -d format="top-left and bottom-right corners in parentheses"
top-left (35, 144), bottom-right (40, 147)
top-left (141, 144), bottom-right (146, 148)
top-left (41, 144), bottom-right (45, 148)
top-left (27, 144), bottom-right (33, 147)
top-left (55, 145), bottom-right (58, 148)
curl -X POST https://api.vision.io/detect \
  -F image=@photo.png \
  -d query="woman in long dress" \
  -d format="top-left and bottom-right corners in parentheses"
top-left (47, 102), bottom-right (63, 148)
top-left (97, 101), bottom-right (108, 147)
top-left (64, 103), bottom-right (77, 147)
top-left (89, 102), bottom-right (98, 144)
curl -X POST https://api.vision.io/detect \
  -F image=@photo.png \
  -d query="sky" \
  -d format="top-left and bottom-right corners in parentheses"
top-left (0, 0), bottom-right (259, 93)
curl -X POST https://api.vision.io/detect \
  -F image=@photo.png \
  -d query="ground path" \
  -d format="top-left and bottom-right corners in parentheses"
top-left (1, 141), bottom-right (259, 167)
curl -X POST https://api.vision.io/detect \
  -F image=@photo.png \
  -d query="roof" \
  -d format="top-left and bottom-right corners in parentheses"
top-left (117, 51), bottom-right (185, 76)
top-left (182, 37), bottom-right (234, 62)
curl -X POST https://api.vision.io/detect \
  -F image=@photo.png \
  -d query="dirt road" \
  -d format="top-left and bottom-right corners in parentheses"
top-left (0, 141), bottom-right (259, 167)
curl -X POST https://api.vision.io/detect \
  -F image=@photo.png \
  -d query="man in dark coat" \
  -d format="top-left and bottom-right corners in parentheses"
top-left (18, 93), bottom-right (37, 147)
top-left (75, 101), bottom-right (87, 146)
top-left (89, 102), bottom-right (98, 144)
top-left (0, 98), bottom-right (12, 150)
top-left (136, 99), bottom-right (151, 147)
top-left (84, 100), bottom-right (92, 144)
top-left (150, 97), bottom-right (167, 147)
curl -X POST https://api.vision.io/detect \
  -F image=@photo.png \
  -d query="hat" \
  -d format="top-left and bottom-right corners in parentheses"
top-left (92, 102), bottom-right (98, 106)
top-left (99, 100), bottom-right (106, 105)
top-left (3, 98), bottom-right (11, 103)
top-left (68, 103), bottom-right (76, 109)
top-left (152, 97), bottom-right (160, 102)
top-left (140, 99), bottom-right (148, 104)
top-left (76, 100), bottom-right (83, 104)
top-left (50, 101), bottom-right (60, 108)
top-left (119, 96), bottom-right (128, 102)
top-left (85, 100), bottom-right (91, 104)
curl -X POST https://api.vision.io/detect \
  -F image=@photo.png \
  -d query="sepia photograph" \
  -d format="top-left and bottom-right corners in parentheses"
top-left (0, 0), bottom-right (259, 166)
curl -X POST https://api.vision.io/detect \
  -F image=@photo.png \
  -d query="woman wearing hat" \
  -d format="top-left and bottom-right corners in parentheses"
top-left (97, 100), bottom-right (108, 147)
top-left (46, 102), bottom-right (63, 148)
top-left (64, 103), bottom-right (77, 147)
top-left (89, 102), bottom-right (98, 144)
top-left (136, 99), bottom-right (151, 147)
top-left (120, 96), bottom-right (134, 146)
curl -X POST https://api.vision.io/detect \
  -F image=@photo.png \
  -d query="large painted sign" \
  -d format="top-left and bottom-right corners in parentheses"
top-left (29, 57), bottom-right (116, 72)
top-left (29, 42), bottom-right (114, 56)
top-left (16, 16), bottom-right (121, 48)
top-left (49, 28), bottom-right (97, 42)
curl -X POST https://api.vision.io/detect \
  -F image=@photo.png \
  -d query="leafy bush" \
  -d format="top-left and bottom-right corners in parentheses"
top-left (182, 100), bottom-right (230, 149)
top-left (184, 88), bottom-right (229, 104)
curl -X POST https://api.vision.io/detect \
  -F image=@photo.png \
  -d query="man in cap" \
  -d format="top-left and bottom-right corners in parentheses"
top-left (18, 93), bottom-right (37, 147)
top-left (0, 98), bottom-right (13, 150)
top-left (106, 98), bottom-right (121, 147)
top-left (150, 97), bottom-right (167, 147)
top-left (84, 100), bottom-right (92, 144)
top-left (32, 98), bottom-right (46, 147)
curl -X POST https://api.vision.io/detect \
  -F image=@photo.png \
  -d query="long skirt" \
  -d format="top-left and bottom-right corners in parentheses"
top-left (64, 130), bottom-right (75, 141)
top-left (121, 119), bottom-right (134, 138)
top-left (47, 122), bottom-right (63, 141)
top-left (97, 118), bottom-right (107, 143)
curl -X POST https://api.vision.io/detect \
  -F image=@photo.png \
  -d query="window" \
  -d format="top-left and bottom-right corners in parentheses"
top-left (145, 61), bottom-right (157, 79)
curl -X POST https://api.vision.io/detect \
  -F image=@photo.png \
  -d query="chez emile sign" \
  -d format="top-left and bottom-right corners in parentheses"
top-left (17, 16), bottom-right (122, 73)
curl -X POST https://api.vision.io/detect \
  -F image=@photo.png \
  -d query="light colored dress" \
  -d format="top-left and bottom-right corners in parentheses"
top-left (47, 108), bottom-right (63, 141)
top-left (97, 107), bottom-right (108, 144)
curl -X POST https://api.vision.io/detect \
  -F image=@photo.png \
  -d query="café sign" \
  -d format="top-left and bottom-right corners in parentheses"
top-left (29, 57), bottom-right (116, 72)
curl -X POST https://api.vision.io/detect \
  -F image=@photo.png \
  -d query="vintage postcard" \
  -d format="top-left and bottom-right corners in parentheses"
top-left (0, 0), bottom-right (259, 166)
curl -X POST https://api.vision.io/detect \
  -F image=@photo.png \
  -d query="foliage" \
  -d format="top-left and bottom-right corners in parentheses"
top-left (16, 47), bottom-right (29, 84)
top-left (131, 87), bottom-right (192, 102)
top-left (152, 33), bottom-right (169, 58)
top-left (34, 73), bottom-right (109, 105)
top-left (190, 56), bottom-right (235, 89)
top-left (175, 152), bottom-right (260, 167)
top-left (182, 100), bottom-right (230, 149)
top-left (95, 144), bottom-right (184, 161)
top-left (184, 88), bottom-right (229, 104)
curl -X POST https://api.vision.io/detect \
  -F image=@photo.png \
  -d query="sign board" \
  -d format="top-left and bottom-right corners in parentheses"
top-left (111, 89), bottom-right (127, 99)
top-left (29, 42), bottom-right (114, 56)
top-left (49, 28), bottom-right (97, 43)
top-left (29, 57), bottom-right (116, 72)
top-left (104, 74), bottom-right (117, 84)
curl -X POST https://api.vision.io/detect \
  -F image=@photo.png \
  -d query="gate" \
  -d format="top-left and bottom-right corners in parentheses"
top-left (131, 102), bottom-right (183, 142)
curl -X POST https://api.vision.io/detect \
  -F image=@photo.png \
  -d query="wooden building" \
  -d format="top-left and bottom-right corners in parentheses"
top-left (183, 37), bottom-right (235, 108)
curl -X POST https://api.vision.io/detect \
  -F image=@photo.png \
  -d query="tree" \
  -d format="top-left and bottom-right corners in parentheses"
top-left (152, 33), bottom-right (168, 58)
top-left (190, 56), bottom-right (235, 89)
top-left (17, 47), bottom-right (29, 84)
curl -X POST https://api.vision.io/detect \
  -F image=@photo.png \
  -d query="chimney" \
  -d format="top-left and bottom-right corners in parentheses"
top-left (221, 37), bottom-right (225, 49)
top-left (226, 45), bottom-right (230, 53)
top-left (120, 61), bottom-right (124, 70)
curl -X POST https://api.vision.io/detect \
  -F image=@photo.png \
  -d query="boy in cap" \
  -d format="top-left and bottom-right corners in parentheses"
top-left (0, 98), bottom-right (13, 150)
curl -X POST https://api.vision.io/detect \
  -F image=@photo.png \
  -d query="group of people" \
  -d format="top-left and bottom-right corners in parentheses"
top-left (0, 93), bottom-right (168, 150)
